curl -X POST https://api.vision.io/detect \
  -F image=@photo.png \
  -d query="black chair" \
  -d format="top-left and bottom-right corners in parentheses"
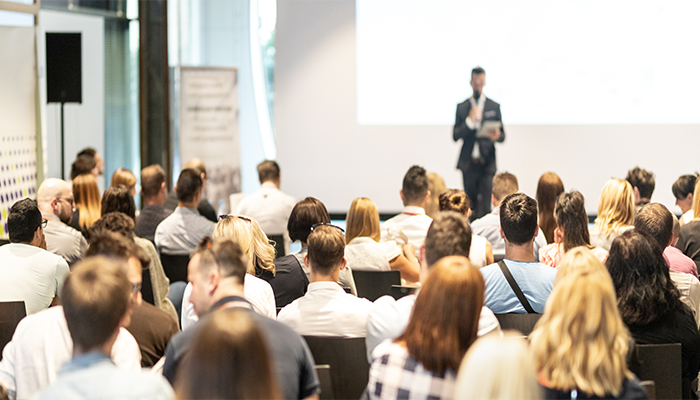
top-left (269, 234), bottom-right (286, 258)
top-left (640, 381), bottom-right (656, 400)
top-left (159, 253), bottom-right (190, 283)
top-left (304, 336), bottom-right (369, 400)
top-left (315, 364), bottom-right (334, 400)
top-left (494, 313), bottom-right (542, 336)
top-left (0, 301), bottom-right (26, 360)
top-left (628, 343), bottom-right (682, 400)
top-left (0, 239), bottom-right (9, 247)
top-left (141, 265), bottom-right (155, 306)
top-left (351, 270), bottom-right (401, 301)
top-left (391, 285), bottom-right (418, 300)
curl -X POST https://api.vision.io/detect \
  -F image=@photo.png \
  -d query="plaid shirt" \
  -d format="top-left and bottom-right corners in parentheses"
top-left (367, 340), bottom-right (456, 400)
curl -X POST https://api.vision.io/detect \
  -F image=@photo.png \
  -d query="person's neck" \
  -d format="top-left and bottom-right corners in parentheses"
top-left (213, 282), bottom-right (245, 303)
top-left (73, 338), bottom-right (114, 358)
top-left (504, 242), bottom-right (535, 262)
top-left (310, 268), bottom-right (339, 283)
top-left (403, 203), bottom-right (425, 209)
top-left (261, 180), bottom-right (279, 188)
top-left (145, 196), bottom-right (165, 206)
top-left (177, 200), bottom-right (198, 209)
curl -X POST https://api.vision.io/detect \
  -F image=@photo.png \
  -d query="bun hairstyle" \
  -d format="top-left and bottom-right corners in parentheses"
top-left (438, 189), bottom-right (470, 216)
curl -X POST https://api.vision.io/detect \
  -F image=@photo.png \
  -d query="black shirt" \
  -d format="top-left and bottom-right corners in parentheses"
top-left (134, 204), bottom-right (172, 243)
top-left (257, 255), bottom-right (309, 308)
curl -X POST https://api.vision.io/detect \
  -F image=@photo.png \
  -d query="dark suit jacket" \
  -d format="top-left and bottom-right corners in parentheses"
top-left (453, 97), bottom-right (505, 172)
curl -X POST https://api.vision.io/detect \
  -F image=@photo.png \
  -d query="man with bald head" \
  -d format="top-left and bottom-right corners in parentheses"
top-left (37, 178), bottom-right (87, 266)
top-left (164, 158), bottom-right (217, 222)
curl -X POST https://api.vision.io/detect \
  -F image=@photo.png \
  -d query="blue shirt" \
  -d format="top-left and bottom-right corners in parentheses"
top-left (33, 352), bottom-right (173, 400)
top-left (480, 259), bottom-right (557, 313)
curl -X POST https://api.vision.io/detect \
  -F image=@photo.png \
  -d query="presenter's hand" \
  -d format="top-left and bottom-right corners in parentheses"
top-left (468, 105), bottom-right (480, 123)
top-left (487, 129), bottom-right (500, 141)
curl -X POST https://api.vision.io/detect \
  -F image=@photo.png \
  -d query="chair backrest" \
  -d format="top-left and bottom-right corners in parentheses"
top-left (640, 380), bottom-right (656, 400)
top-left (0, 301), bottom-right (26, 360)
top-left (141, 265), bottom-right (155, 305)
top-left (494, 313), bottom-right (542, 336)
top-left (628, 343), bottom-right (682, 400)
top-left (352, 270), bottom-right (401, 302)
top-left (269, 234), bottom-right (286, 258)
top-left (315, 365), bottom-right (334, 400)
top-left (159, 253), bottom-right (191, 283)
top-left (304, 336), bottom-right (370, 400)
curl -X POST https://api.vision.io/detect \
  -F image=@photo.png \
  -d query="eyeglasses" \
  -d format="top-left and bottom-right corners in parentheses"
top-left (41, 219), bottom-right (48, 229)
top-left (218, 214), bottom-right (252, 223)
top-left (310, 223), bottom-right (345, 233)
top-left (57, 197), bottom-right (74, 206)
top-left (131, 281), bottom-right (142, 295)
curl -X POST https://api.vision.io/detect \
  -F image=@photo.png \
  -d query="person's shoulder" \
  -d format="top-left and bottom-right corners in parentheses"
top-left (480, 262), bottom-right (500, 277)
top-left (485, 97), bottom-right (501, 108)
top-left (369, 294), bottom-right (414, 320)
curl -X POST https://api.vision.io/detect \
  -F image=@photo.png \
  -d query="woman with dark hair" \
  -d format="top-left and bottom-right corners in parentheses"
top-left (438, 189), bottom-right (494, 267)
top-left (673, 174), bottom-right (698, 226)
top-left (367, 256), bottom-right (483, 399)
top-left (607, 230), bottom-right (700, 399)
top-left (539, 190), bottom-right (607, 268)
top-left (101, 185), bottom-right (137, 221)
top-left (175, 308), bottom-right (281, 399)
top-left (536, 172), bottom-right (565, 244)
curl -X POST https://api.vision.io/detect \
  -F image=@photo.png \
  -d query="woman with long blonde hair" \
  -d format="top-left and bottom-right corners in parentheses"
top-left (531, 248), bottom-right (645, 399)
top-left (69, 173), bottom-right (101, 234)
top-left (589, 178), bottom-right (635, 251)
top-left (345, 197), bottom-right (419, 282)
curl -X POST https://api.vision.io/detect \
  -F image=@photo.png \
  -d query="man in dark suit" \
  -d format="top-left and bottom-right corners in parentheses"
top-left (453, 67), bottom-right (505, 220)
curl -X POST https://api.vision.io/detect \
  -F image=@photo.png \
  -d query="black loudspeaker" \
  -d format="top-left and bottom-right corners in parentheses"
top-left (46, 33), bottom-right (82, 104)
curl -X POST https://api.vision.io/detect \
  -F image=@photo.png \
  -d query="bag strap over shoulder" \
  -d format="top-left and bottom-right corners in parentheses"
top-left (498, 260), bottom-right (536, 314)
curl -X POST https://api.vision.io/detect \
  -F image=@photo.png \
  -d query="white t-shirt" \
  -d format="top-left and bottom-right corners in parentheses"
top-left (345, 237), bottom-right (402, 272)
top-left (380, 206), bottom-right (432, 257)
top-left (469, 234), bottom-right (489, 268)
top-left (236, 182), bottom-right (297, 254)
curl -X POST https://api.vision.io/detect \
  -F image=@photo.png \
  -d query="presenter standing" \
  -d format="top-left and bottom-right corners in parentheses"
top-left (453, 67), bottom-right (505, 220)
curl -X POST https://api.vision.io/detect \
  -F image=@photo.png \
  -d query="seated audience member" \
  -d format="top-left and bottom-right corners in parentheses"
top-left (236, 160), bottom-right (296, 255)
top-left (425, 172), bottom-right (446, 218)
top-left (471, 172), bottom-right (547, 259)
top-left (98, 188), bottom-right (178, 321)
top-left (86, 231), bottom-right (179, 368)
top-left (589, 178), bottom-right (635, 251)
top-left (175, 308), bottom-right (281, 399)
top-left (344, 197), bottom-right (420, 281)
top-left (380, 165), bottom-right (433, 255)
top-left (626, 166), bottom-right (655, 211)
top-left (134, 164), bottom-right (172, 242)
top-left (539, 190), bottom-right (608, 268)
top-left (607, 230), bottom-right (700, 399)
top-left (110, 167), bottom-right (138, 198)
top-left (634, 204), bottom-right (700, 328)
top-left (438, 189), bottom-right (494, 268)
top-left (674, 173), bottom-right (698, 226)
top-left (162, 238), bottom-right (320, 399)
top-left (278, 224), bottom-right (372, 337)
top-left (69, 154), bottom-right (96, 181)
top-left (536, 172), bottom-right (565, 244)
top-left (0, 198), bottom-right (69, 315)
top-left (367, 256), bottom-right (483, 400)
top-left (33, 257), bottom-right (172, 400)
top-left (531, 248), bottom-right (646, 399)
top-left (667, 214), bottom-right (698, 277)
top-left (677, 180), bottom-right (700, 274)
top-left (155, 168), bottom-right (216, 255)
top-left (480, 193), bottom-right (557, 313)
top-left (366, 211), bottom-right (500, 361)
top-left (69, 173), bottom-right (101, 235)
top-left (77, 147), bottom-right (104, 176)
top-left (455, 333), bottom-right (540, 400)
top-left (163, 158), bottom-right (217, 222)
top-left (36, 178), bottom-right (87, 266)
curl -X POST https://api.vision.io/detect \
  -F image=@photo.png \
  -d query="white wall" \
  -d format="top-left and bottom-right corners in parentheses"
top-left (38, 10), bottom-right (105, 188)
top-left (275, 0), bottom-right (700, 215)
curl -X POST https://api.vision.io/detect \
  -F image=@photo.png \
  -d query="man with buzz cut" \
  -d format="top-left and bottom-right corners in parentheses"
top-left (134, 164), bottom-right (172, 243)
top-left (480, 193), bottom-right (557, 314)
top-left (36, 178), bottom-right (87, 266)
top-left (277, 224), bottom-right (372, 337)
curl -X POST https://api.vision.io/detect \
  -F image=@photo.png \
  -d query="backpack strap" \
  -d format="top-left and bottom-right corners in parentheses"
top-left (498, 260), bottom-right (536, 314)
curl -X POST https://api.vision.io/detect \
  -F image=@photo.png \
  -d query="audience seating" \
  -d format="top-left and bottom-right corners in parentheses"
top-left (494, 313), bottom-right (542, 336)
top-left (167, 281), bottom-right (188, 325)
top-left (303, 336), bottom-right (370, 400)
top-left (159, 253), bottom-right (190, 283)
top-left (628, 343), bottom-right (681, 400)
top-left (352, 270), bottom-right (401, 301)
top-left (315, 364), bottom-right (334, 400)
top-left (640, 381), bottom-right (656, 400)
top-left (0, 301), bottom-right (26, 360)
top-left (391, 285), bottom-right (418, 300)
top-left (141, 265), bottom-right (155, 306)
top-left (269, 234), bottom-right (286, 258)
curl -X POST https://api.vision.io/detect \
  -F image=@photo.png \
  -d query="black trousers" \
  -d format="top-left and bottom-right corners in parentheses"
top-left (461, 162), bottom-right (494, 221)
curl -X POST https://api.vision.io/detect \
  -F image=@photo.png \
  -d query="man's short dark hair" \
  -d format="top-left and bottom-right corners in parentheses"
top-left (471, 66), bottom-right (485, 75)
top-left (402, 165), bottom-right (429, 204)
top-left (424, 211), bottom-right (472, 267)
top-left (257, 160), bottom-right (280, 184)
top-left (77, 147), bottom-right (96, 158)
top-left (307, 225), bottom-right (345, 276)
top-left (500, 193), bottom-right (538, 245)
top-left (141, 164), bottom-right (166, 198)
top-left (101, 185), bottom-right (136, 221)
top-left (86, 229), bottom-right (149, 269)
top-left (8, 198), bottom-right (42, 243)
top-left (626, 167), bottom-right (655, 200)
top-left (672, 174), bottom-right (698, 200)
top-left (70, 155), bottom-right (96, 180)
top-left (192, 237), bottom-right (247, 286)
top-left (634, 203), bottom-right (673, 251)
top-left (176, 168), bottom-right (203, 203)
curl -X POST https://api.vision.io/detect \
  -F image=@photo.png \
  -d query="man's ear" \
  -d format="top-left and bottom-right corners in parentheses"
top-left (423, 191), bottom-right (431, 205)
top-left (207, 269), bottom-right (220, 294)
top-left (303, 253), bottom-right (310, 269)
top-left (339, 257), bottom-right (347, 271)
top-left (400, 190), bottom-right (405, 204)
top-left (50, 197), bottom-right (60, 211)
top-left (499, 226), bottom-right (505, 239)
top-left (160, 182), bottom-right (166, 193)
top-left (633, 186), bottom-right (641, 203)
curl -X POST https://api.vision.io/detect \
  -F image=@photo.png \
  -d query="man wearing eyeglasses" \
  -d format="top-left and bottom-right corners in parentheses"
top-left (0, 198), bottom-right (70, 315)
top-left (37, 178), bottom-right (87, 266)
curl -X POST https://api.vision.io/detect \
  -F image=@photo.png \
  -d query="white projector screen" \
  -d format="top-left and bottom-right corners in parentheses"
top-left (275, 0), bottom-right (700, 216)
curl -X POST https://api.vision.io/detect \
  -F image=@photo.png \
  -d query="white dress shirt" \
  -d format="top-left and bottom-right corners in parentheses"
top-left (236, 182), bottom-right (297, 254)
top-left (380, 206), bottom-right (433, 256)
top-left (181, 274), bottom-right (277, 330)
top-left (0, 243), bottom-right (70, 315)
top-left (154, 207), bottom-right (216, 255)
top-left (345, 237), bottom-right (402, 271)
top-left (277, 281), bottom-right (373, 337)
top-left (0, 306), bottom-right (141, 400)
top-left (670, 270), bottom-right (700, 329)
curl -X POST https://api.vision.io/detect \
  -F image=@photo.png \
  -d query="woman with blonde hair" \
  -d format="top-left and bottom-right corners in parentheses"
top-left (530, 248), bottom-right (646, 399)
top-left (425, 172), bottom-right (447, 218)
top-left (589, 178), bottom-right (635, 251)
top-left (455, 333), bottom-right (541, 400)
top-left (367, 256), bottom-right (483, 399)
top-left (536, 172), bottom-right (565, 244)
top-left (345, 197), bottom-right (419, 282)
top-left (69, 173), bottom-right (101, 235)
top-left (438, 189), bottom-right (494, 267)
top-left (110, 167), bottom-right (138, 197)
